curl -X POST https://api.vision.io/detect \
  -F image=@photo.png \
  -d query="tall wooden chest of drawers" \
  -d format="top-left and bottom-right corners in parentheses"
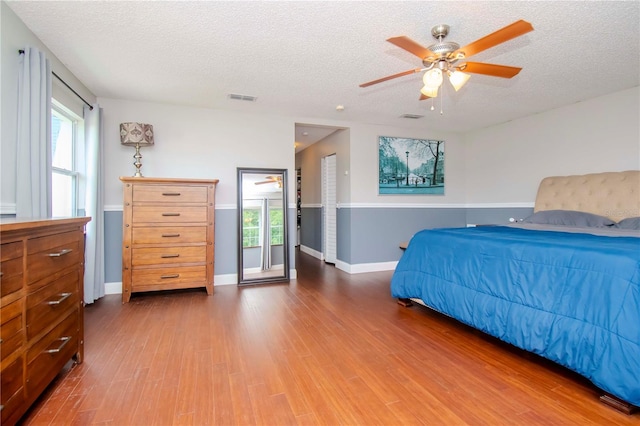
top-left (120, 177), bottom-right (218, 303)
top-left (0, 216), bottom-right (90, 426)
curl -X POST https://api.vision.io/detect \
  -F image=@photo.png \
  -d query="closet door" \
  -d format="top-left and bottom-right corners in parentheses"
top-left (321, 154), bottom-right (337, 264)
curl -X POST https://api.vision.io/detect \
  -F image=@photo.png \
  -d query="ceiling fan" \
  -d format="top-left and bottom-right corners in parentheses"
top-left (360, 20), bottom-right (534, 101)
top-left (255, 175), bottom-right (283, 188)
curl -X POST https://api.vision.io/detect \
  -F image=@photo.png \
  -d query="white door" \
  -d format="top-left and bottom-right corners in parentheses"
top-left (322, 154), bottom-right (337, 264)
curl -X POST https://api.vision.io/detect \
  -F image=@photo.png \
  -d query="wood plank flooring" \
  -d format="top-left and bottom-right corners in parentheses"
top-left (20, 250), bottom-right (638, 425)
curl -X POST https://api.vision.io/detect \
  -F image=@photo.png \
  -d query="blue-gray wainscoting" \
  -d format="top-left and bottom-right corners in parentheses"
top-left (299, 207), bottom-right (322, 253)
top-left (466, 207), bottom-right (534, 226)
top-left (346, 207), bottom-right (466, 264)
top-left (104, 211), bottom-right (123, 283)
top-left (299, 205), bottom-right (534, 266)
top-left (104, 205), bottom-right (534, 283)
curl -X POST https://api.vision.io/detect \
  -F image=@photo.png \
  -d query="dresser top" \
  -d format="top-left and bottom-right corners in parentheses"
top-left (0, 216), bottom-right (91, 233)
top-left (120, 177), bottom-right (219, 185)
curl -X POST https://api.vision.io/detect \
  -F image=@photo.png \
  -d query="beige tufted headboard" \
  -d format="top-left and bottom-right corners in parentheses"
top-left (534, 170), bottom-right (640, 223)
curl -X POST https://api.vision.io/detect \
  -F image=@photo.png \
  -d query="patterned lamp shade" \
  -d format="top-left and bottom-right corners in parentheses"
top-left (120, 122), bottom-right (154, 146)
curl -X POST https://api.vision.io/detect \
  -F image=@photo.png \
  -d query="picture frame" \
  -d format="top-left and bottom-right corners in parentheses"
top-left (378, 136), bottom-right (444, 195)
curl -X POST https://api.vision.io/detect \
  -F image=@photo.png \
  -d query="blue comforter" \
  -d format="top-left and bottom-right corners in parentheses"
top-left (391, 226), bottom-right (640, 406)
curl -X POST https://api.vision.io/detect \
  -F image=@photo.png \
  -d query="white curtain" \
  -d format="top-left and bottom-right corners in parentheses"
top-left (260, 198), bottom-right (272, 271)
top-left (16, 47), bottom-right (52, 217)
top-left (83, 104), bottom-right (105, 304)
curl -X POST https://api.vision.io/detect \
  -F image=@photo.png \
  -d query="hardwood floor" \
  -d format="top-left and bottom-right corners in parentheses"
top-left (20, 250), bottom-right (638, 425)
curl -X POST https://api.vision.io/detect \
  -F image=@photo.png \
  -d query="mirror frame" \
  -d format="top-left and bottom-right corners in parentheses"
top-left (237, 167), bottom-right (290, 285)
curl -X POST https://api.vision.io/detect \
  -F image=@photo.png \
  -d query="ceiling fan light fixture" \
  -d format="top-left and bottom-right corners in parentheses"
top-left (448, 71), bottom-right (470, 91)
top-left (422, 68), bottom-right (443, 88)
top-left (420, 85), bottom-right (439, 98)
top-left (360, 20), bottom-right (533, 107)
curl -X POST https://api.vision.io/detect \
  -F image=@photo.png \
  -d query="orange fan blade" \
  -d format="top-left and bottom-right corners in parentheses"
top-left (359, 68), bottom-right (423, 88)
top-left (457, 62), bottom-right (522, 78)
top-left (387, 36), bottom-right (436, 60)
top-left (452, 20), bottom-right (533, 59)
top-left (419, 94), bottom-right (430, 101)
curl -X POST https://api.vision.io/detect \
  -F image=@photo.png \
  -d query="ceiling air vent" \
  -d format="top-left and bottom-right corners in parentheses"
top-left (400, 114), bottom-right (424, 119)
top-left (228, 93), bottom-right (257, 102)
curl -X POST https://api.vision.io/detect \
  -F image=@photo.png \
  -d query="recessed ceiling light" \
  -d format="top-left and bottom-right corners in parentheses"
top-left (336, 105), bottom-right (345, 111)
top-left (302, 132), bottom-right (309, 136)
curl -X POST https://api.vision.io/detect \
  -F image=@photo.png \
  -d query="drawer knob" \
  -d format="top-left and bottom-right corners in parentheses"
top-left (161, 254), bottom-right (180, 259)
top-left (48, 248), bottom-right (73, 257)
top-left (47, 292), bottom-right (72, 305)
top-left (161, 213), bottom-right (181, 217)
top-left (162, 192), bottom-right (181, 196)
top-left (44, 336), bottom-right (71, 354)
top-left (161, 274), bottom-right (180, 279)
top-left (161, 233), bottom-right (180, 238)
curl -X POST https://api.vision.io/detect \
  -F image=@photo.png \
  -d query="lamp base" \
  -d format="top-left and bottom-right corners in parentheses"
top-left (132, 143), bottom-right (144, 177)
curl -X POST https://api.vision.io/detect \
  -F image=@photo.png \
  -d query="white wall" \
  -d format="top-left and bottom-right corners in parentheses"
top-left (99, 98), bottom-right (296, 208)
top-left (463, 87), bottom-right (640, 204)
top-left (102, 100), bottom-right (469, 210)
top-left (1, 2), bottom-right (96, 212)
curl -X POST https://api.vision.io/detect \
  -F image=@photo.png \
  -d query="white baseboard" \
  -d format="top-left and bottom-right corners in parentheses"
top-left (300, 245), bottom-right (323, 260)
top-left (214, 274), bottom-right (239, 285)
top-left (335, 260), bottom-right (398, 274)
top-left (104, 281), bottom-right (122, 295)
top-left (298, 246), bottom-right (397, 275)
top-left (103, 269), bottom-right (298, 294)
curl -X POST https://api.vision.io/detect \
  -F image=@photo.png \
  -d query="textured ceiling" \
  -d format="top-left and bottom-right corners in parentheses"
top-left (7, 1), bottom-right (640, 146)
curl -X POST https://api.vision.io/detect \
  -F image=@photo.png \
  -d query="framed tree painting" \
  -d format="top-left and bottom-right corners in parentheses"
top-left (378, 136), bottom-right (444, 195)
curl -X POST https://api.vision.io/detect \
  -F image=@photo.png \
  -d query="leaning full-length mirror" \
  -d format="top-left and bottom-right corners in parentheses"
top-left (237, 168), bottom-right (290, 285)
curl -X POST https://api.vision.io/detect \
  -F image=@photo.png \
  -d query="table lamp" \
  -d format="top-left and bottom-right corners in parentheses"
top-left (120, 122), bottom-right (154, 177)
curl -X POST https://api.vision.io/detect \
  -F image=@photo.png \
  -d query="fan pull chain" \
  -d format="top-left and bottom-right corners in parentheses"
top-left (430, 98), bottom-right (435, 111)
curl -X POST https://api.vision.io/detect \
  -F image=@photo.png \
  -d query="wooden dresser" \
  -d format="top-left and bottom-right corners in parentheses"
top-left (120, 177), bottom-right (218, 303)
top-left (0, 217), bottom-right (90, 426)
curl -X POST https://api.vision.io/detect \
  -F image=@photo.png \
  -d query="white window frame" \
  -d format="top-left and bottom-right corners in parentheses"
top-left (51, 101), bottom-right (83, 217)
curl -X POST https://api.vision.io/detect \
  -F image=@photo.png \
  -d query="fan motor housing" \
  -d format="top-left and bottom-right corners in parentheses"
top-left (428, 41), bottom-right (460, 57)
top-left (425, 24), bottom-right (460, 63)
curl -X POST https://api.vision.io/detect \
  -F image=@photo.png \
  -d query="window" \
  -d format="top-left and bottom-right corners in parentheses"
top-left (243, 208), bottom-right (260, 247)
top-left (269, 208), bottom-right (283, 245)
top-left (242, 204), bottom-right (284, 248)
top-left (51, 105), bottom-right (80, 217)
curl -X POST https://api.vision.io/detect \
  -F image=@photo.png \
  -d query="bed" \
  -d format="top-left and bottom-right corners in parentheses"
top-left (390, 170), bottom-right (640, 412)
